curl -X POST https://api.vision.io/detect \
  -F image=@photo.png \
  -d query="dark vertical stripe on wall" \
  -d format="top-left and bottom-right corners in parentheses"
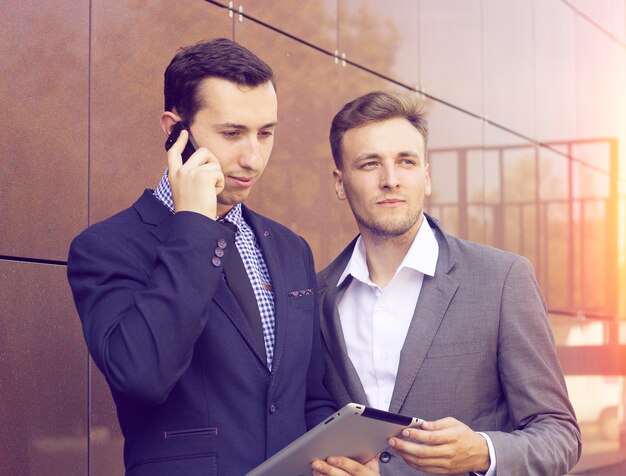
top-left (87, 1), bottom-right (93, 473)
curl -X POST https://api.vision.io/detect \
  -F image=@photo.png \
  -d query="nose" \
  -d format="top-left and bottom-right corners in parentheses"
top-left (380, 163), bottom-right (400, 189)
top-left (239, 135), bottom-right (263, 170)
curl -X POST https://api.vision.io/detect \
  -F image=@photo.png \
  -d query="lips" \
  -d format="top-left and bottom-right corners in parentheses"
top-left (228, 175), bottom-right (256, 188)
top-left (377, 198), bottom-right (405, 206)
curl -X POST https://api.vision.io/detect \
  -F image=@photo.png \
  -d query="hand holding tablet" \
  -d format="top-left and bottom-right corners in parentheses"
top-left (246, 403), bottom-right (424, 476)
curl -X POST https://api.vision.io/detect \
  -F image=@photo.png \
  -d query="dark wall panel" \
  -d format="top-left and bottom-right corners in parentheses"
top-left (0, 261), bottom-right (87, 476)
top-left (89, 1), bottom-right (233, 224)
top-left (0, 1), bottom-right (89, 260)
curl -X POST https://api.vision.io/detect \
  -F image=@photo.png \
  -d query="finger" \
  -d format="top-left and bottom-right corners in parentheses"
top-left (420, 417), bottom-right (459, 431)
top-left (196, 161), bottom-right (225, 195)
top-left (365, 457), bottom-right (380, 471)
top-left (399, 423), bottom-right (461, 445)
top-left (166, 128), bottom-right (188, 174)
top-left (184, 145), bottom-right (221, 168)
top-left (388, 440), bottom-right (454, 473)
top-left (392, 435), bottom-right (459, 462)
top-left (325, 456), bottom-right (378, 475)
top-left (395, 427), bottom-right (447, 445)
top-left (311, 459), bottom-right (349, 476)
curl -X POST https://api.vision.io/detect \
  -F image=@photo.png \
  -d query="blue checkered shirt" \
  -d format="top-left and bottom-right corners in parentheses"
top-left (154, 169), bottom-right (276, 369)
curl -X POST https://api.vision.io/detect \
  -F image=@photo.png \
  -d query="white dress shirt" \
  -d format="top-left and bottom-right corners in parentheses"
top-left (336, 219), bottom-right (496, 475)
top-left (337, 219), bottom-right (438, 410)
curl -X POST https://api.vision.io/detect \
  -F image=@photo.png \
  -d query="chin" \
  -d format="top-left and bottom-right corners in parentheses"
top-left (220, 193), bottom-right (248, 207)
top-left (367, 216), bottom-right (420, 237)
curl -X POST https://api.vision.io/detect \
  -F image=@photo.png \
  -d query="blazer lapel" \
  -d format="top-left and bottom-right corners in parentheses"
top-left (242, 206), bottom-right (287, 373)
top-left (136, 192), bottom-right (268, 367)
top-left (389, 217), bottom-right (459, 414)
top-left (318, 238), bottom-right (369, 405)
top-left (320, 279), bottom-right (369, 405)
top-left (213, 278), bottom-right (269, 367)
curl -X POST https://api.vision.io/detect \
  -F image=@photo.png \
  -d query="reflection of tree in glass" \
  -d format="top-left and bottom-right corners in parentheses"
top-left (233, 2), bottom-right (404, 266)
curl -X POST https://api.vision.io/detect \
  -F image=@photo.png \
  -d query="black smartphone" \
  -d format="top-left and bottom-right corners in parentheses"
top-left (164, 121), bottom-right (199, 164)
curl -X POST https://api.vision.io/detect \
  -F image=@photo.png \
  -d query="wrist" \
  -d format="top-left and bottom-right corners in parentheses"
top-left (473, 432), bottom-right (492, 473)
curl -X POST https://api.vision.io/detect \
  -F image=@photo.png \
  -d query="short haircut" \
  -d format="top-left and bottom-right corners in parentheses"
top-left (329, 91), bottom-right (428, 168)
top-left (163, 38), bottom-right (275, 123)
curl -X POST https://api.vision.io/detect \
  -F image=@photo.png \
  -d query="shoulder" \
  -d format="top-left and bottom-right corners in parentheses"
top-left (448, 234), bottom-right (520, 264)
top-left (68, 192), bottom-right (163, 266)
top-left (73, 207), bottom-right (136, 244)
top-left (432, 219), bottom-right (534, 280)
top-left (72, 204), bottom-right (146, 247)
top-left (73, 190), bottom-right (171, 239)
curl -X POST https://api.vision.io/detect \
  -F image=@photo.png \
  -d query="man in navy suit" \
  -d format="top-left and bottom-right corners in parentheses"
top-left (67, 38), bottom-right (337, 475)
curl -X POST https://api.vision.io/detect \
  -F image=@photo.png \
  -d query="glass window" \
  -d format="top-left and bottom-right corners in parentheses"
top-left (483, 0), bottom-right (534, 138)
top-left (419, 0), bottom-right (483, 113)
top-left (339, 0), bottom-right (418, 87)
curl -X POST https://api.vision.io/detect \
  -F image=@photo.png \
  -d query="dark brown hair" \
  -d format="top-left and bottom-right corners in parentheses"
top-left (164, 38), bottom-right (275, 124)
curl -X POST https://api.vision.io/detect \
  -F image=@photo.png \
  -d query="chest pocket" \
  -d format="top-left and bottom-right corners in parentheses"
top-left (288, 292), bottom-right (315, 310)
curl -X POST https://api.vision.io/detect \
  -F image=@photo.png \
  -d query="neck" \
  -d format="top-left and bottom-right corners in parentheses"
top-left (360, 214), bottom-right (424, 288)
top-left (217, 203), bottom-right (236, 219)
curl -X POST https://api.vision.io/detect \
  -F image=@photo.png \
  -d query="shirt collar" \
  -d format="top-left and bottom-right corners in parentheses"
top-left (154, 169), bottom-right (175, 213)
top-left (337, 216), bottom-right (439, 287)
top-left (221, 202), bottom-right (244, 231)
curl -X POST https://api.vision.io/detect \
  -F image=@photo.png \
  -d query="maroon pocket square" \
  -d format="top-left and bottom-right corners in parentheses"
top-left (288, 288), bottom-right (314, 297)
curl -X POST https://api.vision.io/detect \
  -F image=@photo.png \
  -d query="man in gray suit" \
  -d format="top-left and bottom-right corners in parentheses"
top-left (314, 91), bottom-right (581, 476)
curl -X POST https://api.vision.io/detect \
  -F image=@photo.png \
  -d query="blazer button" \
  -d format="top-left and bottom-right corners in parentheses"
top-left (217, 238), bottom-right (228, 249)
top-left (214, 247), bottom-right (225, 258)
top-left (211, 256), bottom-right (222, 267)
top-left (269, 402), bottom-right (277, 414)
top-left (379, 451), bottom-right (391, 463)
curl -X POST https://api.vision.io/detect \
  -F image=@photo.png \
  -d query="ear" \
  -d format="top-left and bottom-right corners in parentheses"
top-left (333, 169), bottom-right (347, 200)
top-left (424, 161), bottom-right (432, 197)
top-left (160, 111), bottom-right (181, 136)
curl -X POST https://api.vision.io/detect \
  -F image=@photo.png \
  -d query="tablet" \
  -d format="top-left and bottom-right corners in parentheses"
top-left (246, 403), bottom-right (423, 476)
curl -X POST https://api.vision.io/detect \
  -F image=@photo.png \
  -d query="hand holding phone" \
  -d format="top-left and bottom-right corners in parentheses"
top-left (164, 121), bottom-right (224, 219)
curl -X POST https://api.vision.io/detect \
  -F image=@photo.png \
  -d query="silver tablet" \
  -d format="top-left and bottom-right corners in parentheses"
top-left (246, 403), bottom-right (423, 476)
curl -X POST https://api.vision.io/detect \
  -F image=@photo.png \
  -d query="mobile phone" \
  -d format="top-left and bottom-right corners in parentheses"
top-left (164, 121), bottom-right (199, 164)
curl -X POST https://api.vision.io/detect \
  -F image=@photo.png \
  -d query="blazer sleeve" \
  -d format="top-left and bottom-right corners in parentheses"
top-left (301, 238), bottom-right (338, 428)
top-left (67, 211), bottom-right (226, 405)
top-left (485, 256), bottom-right (582, 475)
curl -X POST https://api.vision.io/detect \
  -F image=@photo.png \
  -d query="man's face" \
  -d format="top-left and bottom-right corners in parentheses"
top-left (189, 77), bottom-right (278, 214)
top-left (334, 117), bottom-right (431, 239)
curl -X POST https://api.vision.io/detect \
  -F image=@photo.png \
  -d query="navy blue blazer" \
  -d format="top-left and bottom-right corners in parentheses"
top-left (67, 190), bottom-right (335, 475)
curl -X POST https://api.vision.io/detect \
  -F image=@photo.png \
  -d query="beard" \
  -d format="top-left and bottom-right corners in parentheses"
top-left (354, 207), bottom-right (423, 238)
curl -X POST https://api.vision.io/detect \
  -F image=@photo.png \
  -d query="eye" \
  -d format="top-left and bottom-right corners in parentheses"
top-left (398, 157), bottom-right (418, 166)
top-left (360, 161), bottom-right (380, 169)
top-left (222, 130), bottom-right (241, 138)
top-left (258, 130), bottom-right (274, 138)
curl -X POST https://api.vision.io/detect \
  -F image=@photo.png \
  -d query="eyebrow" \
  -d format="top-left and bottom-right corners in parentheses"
top-left (214, 121), bottom-right (278, 131)
top-left (355, 150), bottom-right (421, 161)
top-left (355, 152), bottom-right (383, 161)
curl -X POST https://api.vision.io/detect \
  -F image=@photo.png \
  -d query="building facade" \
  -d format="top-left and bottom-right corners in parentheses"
top-left (1, 0), bottom-right (625, 474)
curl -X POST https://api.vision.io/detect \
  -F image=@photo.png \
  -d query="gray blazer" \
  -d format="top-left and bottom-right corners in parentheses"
top-left (317, 215), bottom-right (581, 476)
